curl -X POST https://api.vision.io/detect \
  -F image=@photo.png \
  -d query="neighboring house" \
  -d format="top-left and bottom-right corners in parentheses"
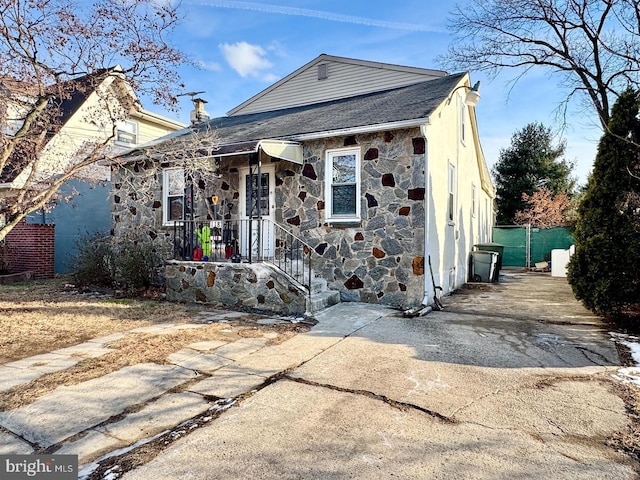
top-left (113, 54), bottom-right (495, 314)
top-left (0, 71), bottom-right (185, 275)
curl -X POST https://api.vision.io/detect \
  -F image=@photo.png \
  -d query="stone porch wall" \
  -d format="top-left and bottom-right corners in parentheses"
top-left (165, 261), bottom-right (308, 315)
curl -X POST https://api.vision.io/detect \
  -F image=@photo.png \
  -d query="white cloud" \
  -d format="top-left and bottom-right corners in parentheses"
top-left (262, 72), bottom-right (280, 83)
top-left (219, 41), bottom-right (274, 80)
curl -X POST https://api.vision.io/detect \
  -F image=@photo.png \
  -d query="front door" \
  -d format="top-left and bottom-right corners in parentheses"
top-left (239, 165), bottom-right (275, 259)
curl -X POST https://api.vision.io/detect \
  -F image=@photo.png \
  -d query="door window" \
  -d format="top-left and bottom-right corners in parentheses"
top-left (245, 172), bottom-right (270, 218)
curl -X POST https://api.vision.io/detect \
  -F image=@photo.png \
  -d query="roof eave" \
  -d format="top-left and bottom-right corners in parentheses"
top-left (290, 117), bottom-right (432, 141)
top-left (132, 109), bottom-right (187, 130)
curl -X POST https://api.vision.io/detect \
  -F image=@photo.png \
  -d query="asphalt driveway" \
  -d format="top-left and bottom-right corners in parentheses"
top-left (118, 271), bottom-right (638, 479)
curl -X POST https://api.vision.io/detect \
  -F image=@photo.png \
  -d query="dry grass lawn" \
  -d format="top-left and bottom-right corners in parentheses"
top-left (0, 279), bottom-right (309, 410)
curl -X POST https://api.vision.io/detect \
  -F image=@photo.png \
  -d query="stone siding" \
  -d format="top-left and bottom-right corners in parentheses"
top-left (278, 129), bottom-right (426, 308)
top-left (165, 261), bottom-right (308, 315)
top-left (110, 160), bottom-right (240, 259)
top-left (112, 127), bottom-right (427, 310)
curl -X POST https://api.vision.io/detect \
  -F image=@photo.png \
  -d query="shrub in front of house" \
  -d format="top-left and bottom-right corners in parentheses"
top-left (113, 241), bottom-right (162, 291)
top-left (72, 233), bottom-right (116, 287)
top-left (72, 234), bottom-right (162, 292)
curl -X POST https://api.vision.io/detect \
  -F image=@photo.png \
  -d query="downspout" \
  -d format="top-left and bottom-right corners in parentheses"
top-left (454, 97), bottom-right (461, 291)
top-left (420, 123), bottom-right (432, 307)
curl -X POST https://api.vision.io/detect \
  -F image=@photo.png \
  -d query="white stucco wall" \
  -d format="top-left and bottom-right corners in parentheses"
top-left (424, 81), bottom-right (494, 296)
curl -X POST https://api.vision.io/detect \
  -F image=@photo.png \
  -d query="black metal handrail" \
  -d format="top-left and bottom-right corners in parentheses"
top-left (267, 220), bottom-right (313, 293)
top-left (171, 218), bottom-right (313, 294)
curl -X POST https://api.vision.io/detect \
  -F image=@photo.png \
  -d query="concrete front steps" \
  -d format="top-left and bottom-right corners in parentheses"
top-left (307, 276), bottom-right (340, 315)
top-left (268, 259), bottom-right (340, 315)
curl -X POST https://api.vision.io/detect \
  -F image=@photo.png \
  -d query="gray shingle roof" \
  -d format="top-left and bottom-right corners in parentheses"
top-left (135, 73), bottom-right (467, 155)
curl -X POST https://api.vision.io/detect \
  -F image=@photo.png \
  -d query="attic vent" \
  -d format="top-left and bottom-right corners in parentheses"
top-left (317, 63), bottom-right (328, 80)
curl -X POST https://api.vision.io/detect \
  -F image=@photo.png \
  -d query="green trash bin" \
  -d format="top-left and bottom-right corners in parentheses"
top-left (470, 251), bottom-right (498, 283)
top-left (474, 242), bottom-right (505, 280)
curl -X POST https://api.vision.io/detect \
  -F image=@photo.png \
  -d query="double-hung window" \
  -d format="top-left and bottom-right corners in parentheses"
top-left (325, 147), bottom-right (361, 222)
top-left (163, 167), bottom-right (185, 225)
top-left (448, 163), bottom-right (456, 223)
top-left (471, 183), bottom-right (477, 217)
top-left (116, 120), bottom-right (138, 145)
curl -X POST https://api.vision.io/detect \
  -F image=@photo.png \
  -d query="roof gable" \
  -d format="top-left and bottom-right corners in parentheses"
top-left (228, 54), bottom-right (448, 116)
top-left (124, 73), bottom-right (466, 161)
top-left (1, 70), bottom-right (138, 185)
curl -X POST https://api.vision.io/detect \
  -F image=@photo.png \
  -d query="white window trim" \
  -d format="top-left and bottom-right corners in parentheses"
top-left (324, 147), bottom-right (361, 223)
top-left (162, 167), bottom-right (185, 226)
top-left (471, 183), bottom-right (477, 218)
top-left (115, 120), bottom-right (138, 146)
top-left (460, 96), bottom-right (468, 146)
top-left (448, 162), bottom-right (456, 225)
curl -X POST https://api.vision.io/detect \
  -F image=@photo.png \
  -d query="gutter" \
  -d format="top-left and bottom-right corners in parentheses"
top-left (290, 118), bottom-right (430, 141)
top-left (132, 109), bottom-right (187, 130)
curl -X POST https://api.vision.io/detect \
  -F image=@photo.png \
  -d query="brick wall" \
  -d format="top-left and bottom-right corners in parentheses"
top-left (0, 221), bottom-right (55, 279)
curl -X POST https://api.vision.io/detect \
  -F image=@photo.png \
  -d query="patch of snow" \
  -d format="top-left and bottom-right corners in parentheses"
top-left (101, 466), bottom-right (121, 480)
top-left (612, 368), bottom-right (640, 386)
top-left (611, 332), bottom-right (640, 363)
top-left (209, 398), bottom-right (236, 412)
top-left (77, 430), bottom-right (169, 480)
top-left (610, 332), bottom-right (640, 387)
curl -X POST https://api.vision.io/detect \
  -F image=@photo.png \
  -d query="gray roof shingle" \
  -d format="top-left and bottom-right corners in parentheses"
top-left (134, 73), bottom-right (467, 155)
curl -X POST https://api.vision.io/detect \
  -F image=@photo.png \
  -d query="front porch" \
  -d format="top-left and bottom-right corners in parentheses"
top-left (166, 218), bottom-right (340, 315)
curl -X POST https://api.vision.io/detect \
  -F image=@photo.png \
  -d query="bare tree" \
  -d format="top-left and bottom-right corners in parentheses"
top-left (113, 124), bottom-right (222, 216)
top-left (514, 187), bottom-right (572, 227)
top-left (442, 0), bottom-right (640, 129)
top-left (0, 0), bottom-right (188, 241)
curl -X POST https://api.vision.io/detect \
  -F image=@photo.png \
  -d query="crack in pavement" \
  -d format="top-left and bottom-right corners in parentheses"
top-left (83, 398), bottom-right (237, 480)
top-left (81, 359), bottom-right (621, 479)
top-left (0, 424), bottom-right (40, 451)
top-left (575, 346), bottom-right (613, 366)
top-left (77, 309), bottom-right (628, 478)
top-left (82, 367), bottom-right (303, 479)
top-left (448, 385), bottom-right (513, 419)
top-left (77, 316), bottom-right (396, 478)
top-left (284, 375), bottom-right (455, 424)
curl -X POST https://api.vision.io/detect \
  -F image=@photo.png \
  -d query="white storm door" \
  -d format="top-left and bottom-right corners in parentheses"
top-left (239, 165), bottom-right (275, 259)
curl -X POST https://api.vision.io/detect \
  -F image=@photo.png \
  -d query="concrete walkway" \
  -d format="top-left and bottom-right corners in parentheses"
top-left (0, 305), bottom-right (387, 467)
top-left (1, 273), bottom-right (638, 479)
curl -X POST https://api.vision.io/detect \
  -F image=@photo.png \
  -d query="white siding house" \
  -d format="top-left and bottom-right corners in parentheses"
top-left (0, 72), bottom-right (185, 274)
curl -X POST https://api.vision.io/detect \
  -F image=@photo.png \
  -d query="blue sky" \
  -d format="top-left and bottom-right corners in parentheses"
top-left (151, 0), bottom-right (603, 185)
